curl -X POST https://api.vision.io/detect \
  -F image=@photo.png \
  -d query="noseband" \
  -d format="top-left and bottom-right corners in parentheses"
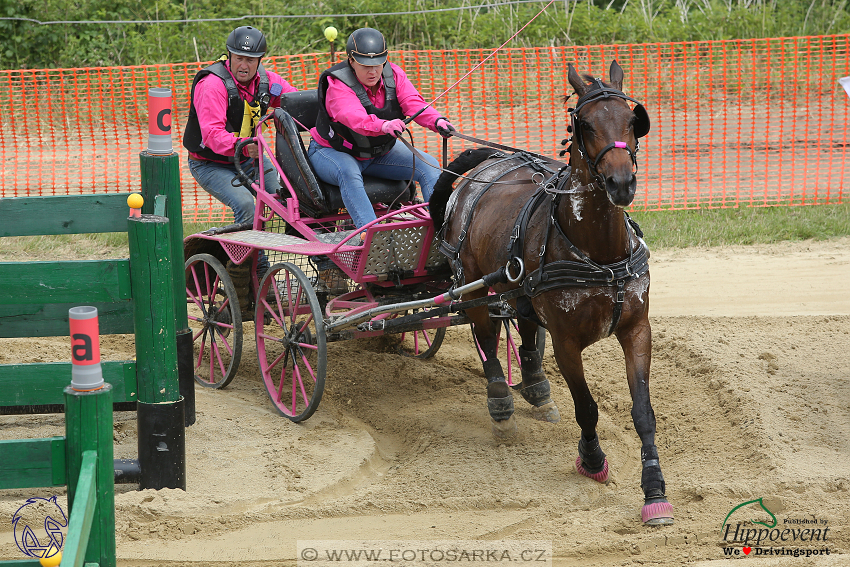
top-left (569, 79), bottom-right (650, 186)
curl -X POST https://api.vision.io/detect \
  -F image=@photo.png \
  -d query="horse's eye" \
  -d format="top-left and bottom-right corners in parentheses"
top-left (579, 120), bottom-right (593, 133)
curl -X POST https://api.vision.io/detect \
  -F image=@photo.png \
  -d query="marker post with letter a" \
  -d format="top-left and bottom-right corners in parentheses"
top-left (65, 306), bottom-right (116, 566)
top-left (69, 306), bottom-right (104, 391)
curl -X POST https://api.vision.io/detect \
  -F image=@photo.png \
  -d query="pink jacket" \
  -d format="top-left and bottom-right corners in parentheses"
top-left (309, 62), bottom-right (444, 151)
top-left (189, 61), bottom-right (297, 162)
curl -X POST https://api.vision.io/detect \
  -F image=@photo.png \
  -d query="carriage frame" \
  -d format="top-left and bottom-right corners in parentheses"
top-left (183, 91), bottom-right (544, 422)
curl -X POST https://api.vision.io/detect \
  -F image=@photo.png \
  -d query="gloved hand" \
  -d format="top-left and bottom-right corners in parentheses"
top-left (436, 118), bottom-right (456, 138)
top-left (381, 119), bottom-right (406, 137)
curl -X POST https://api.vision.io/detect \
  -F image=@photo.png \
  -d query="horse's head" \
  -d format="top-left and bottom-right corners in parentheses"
top-left (567, 60), bottom-right (650, 207)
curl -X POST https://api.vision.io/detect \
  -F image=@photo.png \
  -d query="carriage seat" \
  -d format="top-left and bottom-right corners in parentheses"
top-left (274, 90), bottom-right (412, 218)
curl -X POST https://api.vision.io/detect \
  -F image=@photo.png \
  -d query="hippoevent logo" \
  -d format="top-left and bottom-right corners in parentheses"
top-left (720, 497), bottom-right (830, 558)
top-left (11, 496), bottom-right (66, 559)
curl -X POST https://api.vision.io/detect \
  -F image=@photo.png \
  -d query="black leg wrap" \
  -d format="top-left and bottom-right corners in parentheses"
top-left (520, 379), bottom-right (552, 407)
top-left (487, 395), bottom-right (515, 421)
top-left (578, 433), bottom-right (607, 473)
top-left (641, 444), bottom-right (666, 501)
top-left (519, 347), bottom-right (545, 381)
top-left (482, 358), bottom-right (505, 383)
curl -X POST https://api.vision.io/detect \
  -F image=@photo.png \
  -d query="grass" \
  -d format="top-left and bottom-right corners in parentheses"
top-left (1, 203), bottom-right (847, 261)
top-left (631, 202), bottom-right (850, 249)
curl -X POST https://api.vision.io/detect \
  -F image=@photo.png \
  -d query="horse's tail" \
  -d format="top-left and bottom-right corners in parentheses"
top-left (429, 147), bottom-right (495, 230)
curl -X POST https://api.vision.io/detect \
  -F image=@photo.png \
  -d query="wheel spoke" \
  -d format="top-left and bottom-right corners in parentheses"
top-left (266, 347), bottom-right (288, 374)
top-left (422, 329), bottom-right (434, 348)
top-left (210, 334), bottom-right (229, 378)
top-left (195, 328), bottom-right (209, 372)
top-left (394, 309), bottom-right (446, 359)
top-left (255, 263), bottom-right (325, 422)
top-left (211, 323), bottom-right (235, 356)
top-left (292, 357), bottom-right (310, 406)
top-left (186, 254), bottom-right (243, 389)
top-left (276, 350), bottom-right (290, 403)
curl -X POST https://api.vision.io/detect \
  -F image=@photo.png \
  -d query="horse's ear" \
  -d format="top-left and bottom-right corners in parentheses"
top-left (568, 63), bottom-right (587, 98)
top-left (609, 60), bottom-right (624, 92)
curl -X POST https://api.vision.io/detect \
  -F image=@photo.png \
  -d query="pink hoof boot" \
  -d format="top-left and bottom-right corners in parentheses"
top-left (575, 456), bottom-right (609, 483)
top-left (642, 501), bottom-right (674, 525)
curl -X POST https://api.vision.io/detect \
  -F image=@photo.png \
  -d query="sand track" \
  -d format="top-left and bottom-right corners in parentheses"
top-left (1, 238), bottom-right (848, 566)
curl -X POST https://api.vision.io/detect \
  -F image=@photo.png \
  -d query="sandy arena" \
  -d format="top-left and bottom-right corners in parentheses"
top-left (1, 237), bottom-right (848, 566)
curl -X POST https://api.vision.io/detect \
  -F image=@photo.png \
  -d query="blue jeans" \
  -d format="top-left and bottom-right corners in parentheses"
top-left (307, 139), bottom-right (441, 228)
top-left (188, 155), bottom-right (281, 274)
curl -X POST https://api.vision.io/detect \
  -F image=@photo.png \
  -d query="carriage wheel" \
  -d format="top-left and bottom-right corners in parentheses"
top-left (472, 318), bottom-right (546, 388)
top-left (185, 254), bottom-right (243, 389)
top-left (395, 312), bottom-right (447, 359)
top-left (255, 262), bottom-right (326, 422)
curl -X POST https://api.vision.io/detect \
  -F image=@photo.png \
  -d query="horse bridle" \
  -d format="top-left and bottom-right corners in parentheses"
top-left (569, 79), bottom-right (650, 187)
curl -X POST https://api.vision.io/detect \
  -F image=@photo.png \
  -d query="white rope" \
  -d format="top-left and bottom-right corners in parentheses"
top-left (0, 1), bottom-right (553, 26)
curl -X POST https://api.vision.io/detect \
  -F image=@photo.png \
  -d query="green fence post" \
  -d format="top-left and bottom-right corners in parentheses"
top-left (128, 214), bottom-right (186, 490)
top-left (65, 306), bottom-right (116, 567)
top-left (139, 86), bottom-right (195, 427)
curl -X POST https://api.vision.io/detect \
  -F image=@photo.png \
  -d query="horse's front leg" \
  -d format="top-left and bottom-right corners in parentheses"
top-left (516, 316), bottom-right (560, 423)
top-left (616, 314), bottom-right (675, 525)
top-left (467, 300), bottom-right (517, 440)
top-left (550, 334), bottom-right (610, 483)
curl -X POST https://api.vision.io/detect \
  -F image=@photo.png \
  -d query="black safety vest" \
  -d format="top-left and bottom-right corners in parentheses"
top-left (315, 61), bottom-right (404, 159)
top-left (183, 58), bottom-right (271, 163)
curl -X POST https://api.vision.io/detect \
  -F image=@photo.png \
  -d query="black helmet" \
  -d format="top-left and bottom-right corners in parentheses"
top-left (346, 28), bottom-right (388, 66)
top-left (226, 26), bottom-right (267, 58)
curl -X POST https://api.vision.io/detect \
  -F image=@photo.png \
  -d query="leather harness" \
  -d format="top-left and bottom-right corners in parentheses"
top-left (440, 151), bottom-right (649, 337)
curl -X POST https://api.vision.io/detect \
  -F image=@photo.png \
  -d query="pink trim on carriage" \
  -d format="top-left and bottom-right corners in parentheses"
top-left (614, 141), bottom-right (628, 148)
top-left (575, 456), bottom-right (609, 483)
top-left (641, 501), bottom-right (674, 524)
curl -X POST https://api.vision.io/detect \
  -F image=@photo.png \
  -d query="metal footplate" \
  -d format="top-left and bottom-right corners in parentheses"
top-left (198, 229), bottom-right (358, 264)
top-left (361, 227), bottom-right (446, 278)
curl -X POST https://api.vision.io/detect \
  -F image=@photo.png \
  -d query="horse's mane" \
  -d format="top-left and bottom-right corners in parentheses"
top-left (562, 74), bottom-right (613, 103)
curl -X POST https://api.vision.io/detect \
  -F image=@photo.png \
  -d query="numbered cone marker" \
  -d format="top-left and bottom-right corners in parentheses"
top-left (147, 87), bottom-right (173, 154)
top-left (69, 306), bottom-right (104, 391)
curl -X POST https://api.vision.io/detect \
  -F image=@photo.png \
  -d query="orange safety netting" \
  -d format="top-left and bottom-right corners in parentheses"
top-left (1, 35), bottom-right (847, 222)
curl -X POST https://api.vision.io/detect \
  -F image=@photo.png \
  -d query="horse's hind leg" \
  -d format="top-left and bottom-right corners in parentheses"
top-left (468, 302), bottom-right (517, 440)
top-left (550, 339), bottom-right (610, 483)
top-left (617, 318), bottom-right (674, 525)
top-left (516, 317), bottom-right (560, 423)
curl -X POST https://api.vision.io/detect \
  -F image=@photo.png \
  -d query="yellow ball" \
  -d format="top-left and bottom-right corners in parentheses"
top-left (127, 193), bottom-right (144, 209)
top-left (39, 550), bottom-right (62, 567)
top-left (324, 26), bottom-right (338, 42)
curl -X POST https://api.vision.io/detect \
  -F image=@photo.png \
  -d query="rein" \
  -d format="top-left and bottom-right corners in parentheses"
top-left (396, 134), bottom-right (553, 187)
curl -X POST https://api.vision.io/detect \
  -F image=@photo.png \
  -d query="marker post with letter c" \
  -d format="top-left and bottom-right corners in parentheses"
top-left (139, 86), bottom-right (195, 427)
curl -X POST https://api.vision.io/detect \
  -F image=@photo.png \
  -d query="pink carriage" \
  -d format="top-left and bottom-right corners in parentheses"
top-left (182, 91), bottom-right (545, 421)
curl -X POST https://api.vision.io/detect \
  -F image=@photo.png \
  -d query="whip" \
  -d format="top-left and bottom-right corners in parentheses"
top-left (404, 0), bottom-right (556, 125)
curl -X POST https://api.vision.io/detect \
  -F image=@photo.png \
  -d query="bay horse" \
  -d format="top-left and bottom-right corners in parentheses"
top-left (429, 61), bottom-right (673, 525)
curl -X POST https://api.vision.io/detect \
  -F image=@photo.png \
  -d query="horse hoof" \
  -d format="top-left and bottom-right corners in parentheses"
top-left (491, 416), bottom-right (518, 441)
top-left (530, 401), bottom-right (561, 423)
top-left (575, 456), bottom-right (609, 483)
top-left (642, 501), bottom-right (674, 525)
